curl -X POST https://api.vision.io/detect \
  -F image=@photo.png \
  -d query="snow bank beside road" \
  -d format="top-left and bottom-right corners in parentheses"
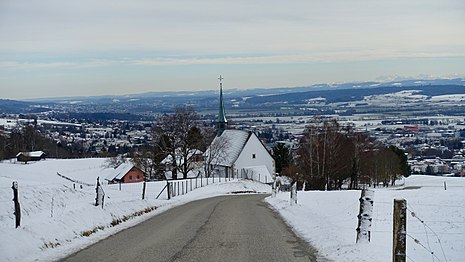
top-left (0, 159), bottom-right (270, 262)
top-left (266, 175), bottom-right (465, 262)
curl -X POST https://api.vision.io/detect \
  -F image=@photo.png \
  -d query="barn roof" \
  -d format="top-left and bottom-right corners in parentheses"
top-left (106, 163), bottom-right (137, 181)
top-left (16, 151), bottom-right (45, 158)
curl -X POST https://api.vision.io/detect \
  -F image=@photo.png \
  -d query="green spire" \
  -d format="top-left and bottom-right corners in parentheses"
top-left (217, 75), bottom-right (227, 136)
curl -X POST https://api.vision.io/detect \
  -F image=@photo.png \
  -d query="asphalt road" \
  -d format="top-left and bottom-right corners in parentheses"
top-left (61, 194), bottom-right (321, 262)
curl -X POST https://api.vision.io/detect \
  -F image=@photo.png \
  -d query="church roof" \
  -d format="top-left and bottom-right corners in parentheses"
top-left (206, 129), bottom-right (250, 167)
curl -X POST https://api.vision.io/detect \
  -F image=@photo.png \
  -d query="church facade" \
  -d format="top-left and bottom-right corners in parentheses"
top-left (205, 76), bottom-right (275, 183)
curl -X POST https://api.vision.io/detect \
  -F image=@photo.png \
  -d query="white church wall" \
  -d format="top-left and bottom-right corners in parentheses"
top-left (234, 133), bottom-right (275, 176)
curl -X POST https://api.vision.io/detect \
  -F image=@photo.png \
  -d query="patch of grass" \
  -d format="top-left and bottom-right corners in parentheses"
top-left (80, 225), bottom-right (105, 237)
top-left (109, 206), bottom-right (157, 228)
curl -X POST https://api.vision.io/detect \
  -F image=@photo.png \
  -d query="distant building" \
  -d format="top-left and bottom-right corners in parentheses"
top-left (207, 129), bottom-right (275, 183)
top-left (106, 163), bottom-right (145, 183)
top-left (205, 76), bottom-right (275, 183)
top-left (16, 151), bottom-right (46, 162)
top-left (404, 125), bottom-right (419, 132)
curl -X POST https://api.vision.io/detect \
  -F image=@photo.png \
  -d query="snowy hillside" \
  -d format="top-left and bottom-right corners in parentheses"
top-left (0, 158), bottom-right (270, 262)
top-left (267, 175), bottom-right (465, 262)
top-left (3, 158), bottom-right (464, 262)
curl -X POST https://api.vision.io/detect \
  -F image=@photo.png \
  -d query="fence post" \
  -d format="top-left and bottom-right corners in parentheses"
top-left (12, 181), bottom-right (21, 228)
top-left (393, 198), bottom-right (407, 262)
top-left (119, 181), bottom-right (121, 191)
top-left (272, 179), bottom-right (277, 197)
top-left (201, 174), bottom-right (203, 187)
top-left (167, 181), bottom-right (171, 200)
top-left (142, 180), bottom-right (146, 200)
top-left (356, 189), bottom-right (374, 243)
top-left (290, 182), bottom-right (297, 205)
top-left (177, 181), bottom-right (180, 196)
top-left (95, 177), bottom-right (101, 206)
top-left (444, 181), bottom-right (447, 190)
top-left (190, 179), bottom-right (192, 191)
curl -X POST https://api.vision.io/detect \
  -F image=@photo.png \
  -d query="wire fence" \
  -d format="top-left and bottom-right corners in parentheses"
top-left (1, 171), bottom-right (255, 228)
top-left (369, 198), bottom-right (464, 262)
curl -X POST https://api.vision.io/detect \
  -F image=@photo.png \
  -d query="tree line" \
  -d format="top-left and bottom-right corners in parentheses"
top-left (0, 125), bottom-right (76, 160)
top-left (274, 119), bottom-right (409, 190)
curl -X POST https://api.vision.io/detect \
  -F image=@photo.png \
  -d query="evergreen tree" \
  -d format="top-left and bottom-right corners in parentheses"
top-left (389, 145), bottom-right (411, 177)
top-left (272, 142), bottom-right (292, 174)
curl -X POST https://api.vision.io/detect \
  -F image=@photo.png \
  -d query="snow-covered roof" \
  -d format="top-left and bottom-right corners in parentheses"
top-left (106, 163), bottom-right (137, 181)
top-left (16, 151), bottom-right (46, 158)
top-left (207, 129), bottom-right (250, 167)
top-left (161, 148), bottom-right (203, 166)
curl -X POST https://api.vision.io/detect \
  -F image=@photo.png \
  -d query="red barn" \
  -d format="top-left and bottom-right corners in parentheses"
top-left (107, 163), bottom-right (145, 184)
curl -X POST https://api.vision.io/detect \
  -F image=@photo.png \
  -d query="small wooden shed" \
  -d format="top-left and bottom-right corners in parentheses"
top-left (16, 151), bottom-right (46, 163)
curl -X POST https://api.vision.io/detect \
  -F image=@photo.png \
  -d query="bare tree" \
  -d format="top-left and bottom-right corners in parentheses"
top-left (347, 126), bottom-right (373, 189)
top-left (103, 154), bottom-right (127, 168)
top-left (131, 146), bottom-right (164, 180)
top-left (152, 107), bottom-right (202, 179)
top-left (298, 119), bottom-right (350, 190)
top-left (203, 131), bottom-right (230, 178)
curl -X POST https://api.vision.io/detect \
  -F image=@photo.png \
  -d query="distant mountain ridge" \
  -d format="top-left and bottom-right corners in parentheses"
top-left (21, 78), bottom-right (465, 104)
top-left (1, 78), bottom-right (464, 115)
top-left (245, 84), bottom-right (465, 105)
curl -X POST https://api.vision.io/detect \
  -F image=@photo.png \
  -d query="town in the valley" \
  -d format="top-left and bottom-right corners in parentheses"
top-left (2, 81), bottom-right (465, 179)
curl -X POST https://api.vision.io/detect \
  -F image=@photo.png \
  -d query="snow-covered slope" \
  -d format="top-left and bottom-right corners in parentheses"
top-left (267, 175), bottom-right (465, 262)
top-left (0, 158), bottom-right (270, 262)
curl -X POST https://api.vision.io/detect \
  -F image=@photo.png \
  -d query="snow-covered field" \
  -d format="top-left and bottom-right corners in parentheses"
top-left (266, 175), bottom-right (465, 262)
top-left (2, 158), bottom-right (464, 262)
top-left (0, 158), bottom-right (270, 261)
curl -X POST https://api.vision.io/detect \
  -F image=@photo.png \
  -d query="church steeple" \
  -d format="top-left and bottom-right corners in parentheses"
top-left (216, 75), bottom-right (227, 136)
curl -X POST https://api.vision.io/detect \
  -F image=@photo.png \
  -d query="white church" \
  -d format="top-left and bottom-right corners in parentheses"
top-left (205, 76), bottom-right (275, 183)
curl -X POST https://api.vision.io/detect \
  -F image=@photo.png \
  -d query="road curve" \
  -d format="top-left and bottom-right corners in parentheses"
top-left (61, 194), bottom-right (321, 262)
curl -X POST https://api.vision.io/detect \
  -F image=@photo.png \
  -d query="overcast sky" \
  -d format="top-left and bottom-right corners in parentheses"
top-left (1, 0), bottom-right (464, 99)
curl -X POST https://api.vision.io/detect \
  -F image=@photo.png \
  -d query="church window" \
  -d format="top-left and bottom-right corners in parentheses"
top-left (252, 154), bottom-right (256, 159)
